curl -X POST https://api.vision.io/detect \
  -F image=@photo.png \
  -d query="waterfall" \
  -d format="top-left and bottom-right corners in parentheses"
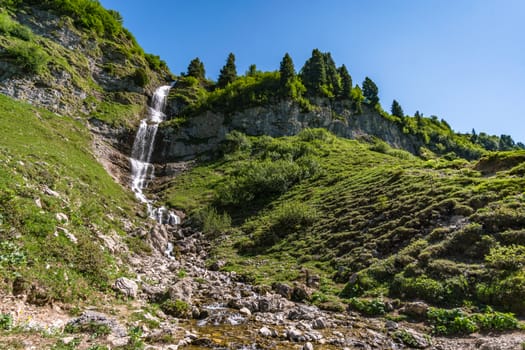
top-left (130, 85), bottom-right (180, 226)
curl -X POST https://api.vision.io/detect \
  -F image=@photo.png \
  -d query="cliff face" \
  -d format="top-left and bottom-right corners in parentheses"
top-left (0, 5), bottom-right (170, 124)
top-left (154, 100), bottom-right (422, 162)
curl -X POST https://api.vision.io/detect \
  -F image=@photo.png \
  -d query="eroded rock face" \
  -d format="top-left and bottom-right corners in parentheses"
top-left (154, 101), bottom-right (421, 162)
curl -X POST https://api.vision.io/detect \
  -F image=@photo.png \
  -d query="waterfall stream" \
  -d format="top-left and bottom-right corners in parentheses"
top-left (130, 85), bottom-right (180, 226)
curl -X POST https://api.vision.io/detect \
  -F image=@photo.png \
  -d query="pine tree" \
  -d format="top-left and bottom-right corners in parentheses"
top-left (338, 64), bottom-right (352, 99)
top-left (186, 57), bottom-right (205, 80)
top-left (391, 99), bottom-right (404, 117)
top-left (247, 64), bottom-right (257, 76)
top-left (323, 52), bottom-right (341, 96)
top-left (279, 53), bottom-right (295, 86)
top-left (217, 52), bottom-right (237, 88)
top-left (362, 77), bottom-right (379, 105)
top-left (299, 49), bottom-right (327, 95)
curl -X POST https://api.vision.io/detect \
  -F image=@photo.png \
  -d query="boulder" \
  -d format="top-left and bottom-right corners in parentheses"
top-left (400, 301), bottom-right (429, 319)
top-left (113, 277), bottom-right (138, 299)
top-left (272, 282), bottom-right (293, 300)
top-left (292, 283), bottom-right (313, 302)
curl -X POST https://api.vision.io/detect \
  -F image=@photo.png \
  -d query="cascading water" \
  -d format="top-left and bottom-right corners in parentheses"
top-left (130, 85), bottom-right (180, 226)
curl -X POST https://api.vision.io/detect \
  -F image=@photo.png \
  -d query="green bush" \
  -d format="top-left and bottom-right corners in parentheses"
top-left (0, 12), bottom-right (32, 40)
top-left (160, 299), bottom-right (190, 318)
top-left (131, 68), bottom-right (149, 87)
top-left (427, 308), bottom-right (478, 335)
top-left (485, 244), bottom-right (525, 271)
top-left (0, 313), bottom-right (13, 330)
top-left (392, 273), bottom-right (446, 304)
top-left (348, 297), bottom-right (386, 316)
top-left (427, 307), bottom-right (519, 335)
top-left (476, 271), bottom-right (525, 314)
top-left (144, 53), bottom-right (166, 71)
top-left (5, 41), bottom-right (49, 74)
top-left (270, 201), bottom-right (318, 234)
top-left (192, 206), bottom-right (231, 236)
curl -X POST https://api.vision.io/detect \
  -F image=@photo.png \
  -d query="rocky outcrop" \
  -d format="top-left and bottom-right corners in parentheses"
top-left (154, 100), bottom-right (422, 162)
top-left (0, 6), bottom-right (169, 121)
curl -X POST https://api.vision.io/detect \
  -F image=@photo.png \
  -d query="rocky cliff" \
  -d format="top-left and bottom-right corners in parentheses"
top-left (0, 3), bottom-right (171, 125)
top-left (154, 99), bottom-right (422, 162)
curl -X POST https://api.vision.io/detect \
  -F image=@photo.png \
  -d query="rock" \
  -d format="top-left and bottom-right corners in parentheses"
top-left (400, 301), bottom-right (429, 319)
top-left (292, 283), bottom-right (313, 302)
top-left (239, 307), bottom-right (251, 317)
top-left (312, 317), bottom-right (328, 329)
top-left (385, 320), bottom-right (398, 330)
top-left (286, 327), bottom-right (305, 342)
top-left (61, 336), bottom-right (75, 345)
top-left (394, 329), bottom-right (430, 349)
top-left (272, 282), bottom-right (293, 300)
top-left (113, 277), bottom-right (138, 299)
top-left (67, 311), bottom-right (127, 339)
top-left (208, 260), bottom-right (226, 271)
top-left (43, 186), bottom-right (60, 197)
top-left (257, 295), bottom-right (292, 313)
top-left (142, 284), bottom-right (167, 303)
top-left (480, 344), bottom-right (503, 350)
top-left (259, 326), bottom-right (272, 337)
top-left (303, 342), bottom-right (314, 350)
top-left (168, 278), bottom-right (194, 303)
top-left (288, 305), bottom-right (318, 321)
top-left (55, 212), bottom-right (68, 223)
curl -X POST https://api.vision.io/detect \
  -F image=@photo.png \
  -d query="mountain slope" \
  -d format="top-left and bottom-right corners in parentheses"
top-left (1, 1), bottom-right (525, 349)
top-left (161, 128), bottom-right (525, 315)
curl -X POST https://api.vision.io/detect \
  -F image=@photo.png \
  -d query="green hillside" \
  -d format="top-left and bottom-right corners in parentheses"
top-left (0, 93), bottom-right (140, 305)
top-left (163, 128), bottom-right (525, 316)
top-left (1, 0), bottom-right (524, 348)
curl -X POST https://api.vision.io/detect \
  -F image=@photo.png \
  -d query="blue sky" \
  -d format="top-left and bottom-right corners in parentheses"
top-left (100, 0), bottom-right (525, 143)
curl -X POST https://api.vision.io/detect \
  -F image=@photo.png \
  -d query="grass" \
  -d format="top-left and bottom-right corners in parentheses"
top-left (0, 94), bottom-right (138, 304)
top-left (162, 128), bottom-right (525, 315)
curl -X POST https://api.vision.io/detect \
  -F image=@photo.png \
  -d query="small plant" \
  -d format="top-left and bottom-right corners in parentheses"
top-left (65, 321), bottom-right (111, 338)
top-left (177, 269), bottom-right (187, 278)
top-left (51, 338), bottom-right (81, 350)
top-left (126, 326), bottom-right (145, 350)
top-left (192, 206), bottom-right (231, 236)
top-left (348, 297), bottom-right (387, 316)
top-left (5, 41), bottom-right (50, 74)
top-left (131, 68), bottom-right (149, 87)
top-left (427, 307), bottom-right (519, 335)
top-left (160, 299), bottom-right (191, 318)
top-left (0, 313), bottom-right (13, 330)
top-left (393, 329), bottom-right (420, 348)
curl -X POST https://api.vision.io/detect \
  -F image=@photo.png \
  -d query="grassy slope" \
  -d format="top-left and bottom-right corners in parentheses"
top-left (162, 129), bottom-right (525, 315)
top-left (0, 93), bottom-right (138, 304)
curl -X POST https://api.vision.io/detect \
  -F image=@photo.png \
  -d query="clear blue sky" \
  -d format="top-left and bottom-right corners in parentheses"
top-left (100, 0), bottom-right (525, 143)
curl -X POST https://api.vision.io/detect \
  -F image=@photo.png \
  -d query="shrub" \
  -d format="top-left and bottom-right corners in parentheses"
top-left (222, 130), bottom-right (251, 154)
top-left (485, 244), bottom-right (525, 271)
top-left (5, 41), bottom-right (49, 74)
top-left (270, 201), bottom-right (318, 235)
top-left (0, 12), bottom-right (32, 40)
top-left (192, 206), bottom-right (231, 236)
top-left (392, 273), bottom-right (446, 304)
top-left (160, 299), bottom-right (190, 318)
top-left (427, 308), bottom-right (478, 335)
top-left (144, 53), bottom-right (166, 71)
top-left (0, 313), bottom-right (13, 330)
top-left (348, 297), bottom-right (386, 316)
top-left (476, 271), bottom-right (525, 314)
top-left (427, 307), bottom-right (519, 335)
top-left (132, 68), bottom-right (149, 87)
